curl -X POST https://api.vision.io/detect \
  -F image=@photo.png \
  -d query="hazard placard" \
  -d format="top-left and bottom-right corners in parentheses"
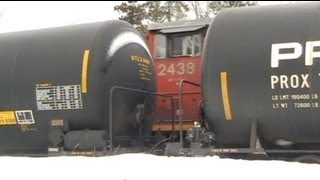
top-left (0, 111), bottom-right (17, 125)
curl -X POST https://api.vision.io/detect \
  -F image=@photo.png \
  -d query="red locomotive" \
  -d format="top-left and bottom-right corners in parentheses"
top-left (146, 19), bottom-right (212, 135)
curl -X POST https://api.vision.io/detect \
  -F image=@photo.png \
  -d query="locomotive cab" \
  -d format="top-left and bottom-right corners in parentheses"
top-left (146, 19), bottom-right (212, 137)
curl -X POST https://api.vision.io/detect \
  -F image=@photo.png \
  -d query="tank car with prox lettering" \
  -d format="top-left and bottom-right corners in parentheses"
top-left (200, 1), bottom-right (320, 159)
top-left (0, 20), bottom-right (156, 154)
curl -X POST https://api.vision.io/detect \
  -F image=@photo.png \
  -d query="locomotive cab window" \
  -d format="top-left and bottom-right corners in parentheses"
top-left (171, 33), bottom-right (201, 57)
top-left (155, 34), bottom-right (167, 58)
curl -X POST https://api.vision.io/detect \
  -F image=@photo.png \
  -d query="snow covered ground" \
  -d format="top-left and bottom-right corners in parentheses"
top-left (1, 153), bottom-right (320, 180)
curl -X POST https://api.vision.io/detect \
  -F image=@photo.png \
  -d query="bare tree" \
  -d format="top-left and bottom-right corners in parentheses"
top-left (208, 1), bottom-right (258, 15)
top-left (188, 1), bottom-right (257, 19)
top-left (145, 1), bottom-right (166, 23)
top-left (114, 1), bottom-right (147, 35)
top-left (162, 1), bottom-right (189, 22)
top-left (188, 1), bottom-right (211, 19)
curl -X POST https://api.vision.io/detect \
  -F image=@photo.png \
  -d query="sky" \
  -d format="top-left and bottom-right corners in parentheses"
top-left (0, 1), bottom-right (122, 33)
top-left (1, 153), bottom-right (320, 180)
top-left (0, 1), bottom-right (304, 33)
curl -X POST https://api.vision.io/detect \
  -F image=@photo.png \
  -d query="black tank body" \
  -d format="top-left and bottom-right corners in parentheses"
top-left (202, 2), bottom-right (320, 148)
top-left (0, 20), bottom-right (156, 152)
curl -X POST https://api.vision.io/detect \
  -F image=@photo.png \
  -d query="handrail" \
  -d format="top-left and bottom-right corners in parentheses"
top-left (178, 80), bottom-right (201, 148)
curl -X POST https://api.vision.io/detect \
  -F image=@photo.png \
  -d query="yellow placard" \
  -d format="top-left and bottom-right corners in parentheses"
top-left (0, 111), bottom-right (17, 125)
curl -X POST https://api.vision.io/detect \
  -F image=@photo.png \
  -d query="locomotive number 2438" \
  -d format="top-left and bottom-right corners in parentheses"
top-left (158, 62), bottom-right (195, 76)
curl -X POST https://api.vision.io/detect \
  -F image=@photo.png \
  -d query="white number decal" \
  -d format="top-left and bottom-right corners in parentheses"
top-left (186, 62), bottom-right (195, 74)
top-left (158, 62), bottom-right (195, 76)
top-left (177, 63), bottom-right (185, 75)
top-left (158, 64), bottom-right (166, 76)
top-left (167, 64), bottom-right (175, 75)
